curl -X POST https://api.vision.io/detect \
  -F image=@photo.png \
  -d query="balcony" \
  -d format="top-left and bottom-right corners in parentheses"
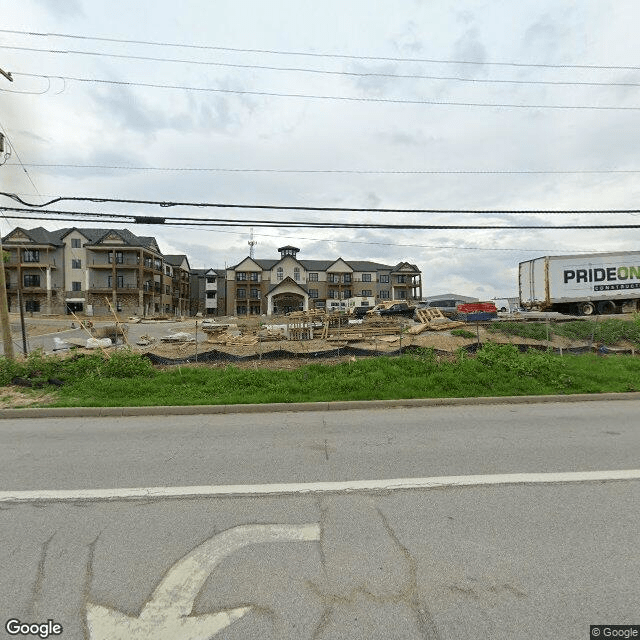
top-left (90, 284), bottom-right (139, 293)
top-left (91, 260), bottom-right (138, 268)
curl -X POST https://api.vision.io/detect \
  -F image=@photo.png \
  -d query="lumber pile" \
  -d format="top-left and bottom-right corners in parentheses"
top-left (207, 333), bottom-right (258, 346)
top-left (410, 308), bottom-right (467, 334)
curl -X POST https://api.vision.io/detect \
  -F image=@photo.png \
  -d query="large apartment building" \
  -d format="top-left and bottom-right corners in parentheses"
top-left (1, 226), bottom-right (190, 317)
top-left (224, 245), bottom-right (422, 316)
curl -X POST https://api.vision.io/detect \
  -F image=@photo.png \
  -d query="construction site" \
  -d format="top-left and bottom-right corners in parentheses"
top-left (5, 298), bottom-right (637, 371)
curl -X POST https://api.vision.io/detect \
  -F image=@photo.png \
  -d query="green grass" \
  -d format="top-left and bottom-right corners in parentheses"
top-left (450, 328), bottom-right (477, 339)
top-left (488, 317), bottom-right (640, 347)
top-left (2, 343), bottom-right (639, 407)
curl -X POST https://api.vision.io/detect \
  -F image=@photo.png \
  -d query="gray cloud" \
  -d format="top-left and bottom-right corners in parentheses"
top-left (33, 0), bottom-right (84, 18)
top-left (451, 28), bottom-right (488, 77)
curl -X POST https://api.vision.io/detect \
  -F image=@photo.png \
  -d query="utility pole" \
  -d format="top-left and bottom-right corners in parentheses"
top-left (0, 66), bottom-right (14, 359)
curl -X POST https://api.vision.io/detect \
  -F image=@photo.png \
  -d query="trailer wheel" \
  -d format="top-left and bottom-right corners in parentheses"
top-left (597, 300), bottom-right (616, 315)
top-left (577, 302), bottom-right (595, 316)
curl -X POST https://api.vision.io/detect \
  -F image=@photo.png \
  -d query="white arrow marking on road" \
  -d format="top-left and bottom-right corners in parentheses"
top-left (86, 522), bottom-right (320, 640)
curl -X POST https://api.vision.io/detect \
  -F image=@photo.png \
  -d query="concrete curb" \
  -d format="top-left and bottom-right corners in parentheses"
top-left (2, 392), bottom-right (640, 419)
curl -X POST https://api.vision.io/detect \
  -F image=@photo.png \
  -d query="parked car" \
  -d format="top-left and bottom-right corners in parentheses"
top-left (378, 302), bottom-right (415, 317)
top-left (350, 305), bottom-right (371, 318)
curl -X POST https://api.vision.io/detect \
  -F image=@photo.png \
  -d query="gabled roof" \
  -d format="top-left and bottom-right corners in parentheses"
top-left (2, 226), bottom-right (64, 246)
top-left (230, 256), bottom-right (264, 271)
top-left (391, 261), bottom-right (420, 272)
top-left (235, 257), bottom-right (398, 272)
top-left (267, 276), bottom-right (308, 295)
top-left (164, 254), bottom-right (191, 270)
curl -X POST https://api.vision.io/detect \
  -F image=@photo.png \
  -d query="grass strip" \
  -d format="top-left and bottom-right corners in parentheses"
top-left (2, 344), bottom-right (639, 408)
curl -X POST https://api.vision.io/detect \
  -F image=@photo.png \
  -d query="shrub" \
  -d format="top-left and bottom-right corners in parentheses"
top-left (450, 328), bottom-right (477, 339)
top-left (486, 321), bottom-right (549, 340)
top-left (476, 342), bottom-right (566, 384)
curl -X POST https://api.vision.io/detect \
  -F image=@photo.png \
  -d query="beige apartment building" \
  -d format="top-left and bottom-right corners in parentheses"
top-left (1, 226), bottom-right (188, 317)
top-left (225, 245), bottom-right (422, 316)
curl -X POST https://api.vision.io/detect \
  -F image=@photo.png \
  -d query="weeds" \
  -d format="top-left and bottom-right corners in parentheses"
top-left (0, 349), bottom-right (155, 387)
top-left (2, 343), bottom-right (640, 408)
top-left (450, 328), bottom-right (477, 339)
top-left (488, 318), bottom-right (640, 348)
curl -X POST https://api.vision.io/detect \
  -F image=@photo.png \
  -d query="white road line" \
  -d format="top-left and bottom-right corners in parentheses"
top-left (1, 469), bottom-right (639, 503)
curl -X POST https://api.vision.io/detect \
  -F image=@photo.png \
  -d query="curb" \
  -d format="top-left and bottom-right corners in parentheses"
top-left (2, 392), bottom-right (640, 419)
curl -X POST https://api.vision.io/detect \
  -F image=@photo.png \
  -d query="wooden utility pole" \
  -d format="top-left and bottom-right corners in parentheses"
top-left (0, 66), bottom-right (14, 359)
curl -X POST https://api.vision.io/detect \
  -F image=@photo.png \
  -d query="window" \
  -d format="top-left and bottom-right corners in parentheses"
top-left (236, 305), bottom-right (247, 315)
top-left (294, 267), bottom-right (300, 282)
top-left (361, 290), bottom-right (372, 297)
top-left (362, 273), bottom-right (372, 282)
top-left (108, 275), bottom-right (124, 288)
top-left (165, 266), bottom-right (171, 276)
top-left (206, 291), bottom-right (216, 299)
top-left (277, 267), bottom-right (283, 281)
top-left (237, 288), bottom-right (246, 299)
top-left (206, 276), bottom-right (216, 284)
top-left (343, 274), bottom-right (352, 283)
top-left (308, 273), bottom-right (318, 282)
top-left (249, 272), bottom-right (259, 281)
top-left (398, 290), bottom-right (407, 299)
top-left (379, 275), bottom-right (389, 283)
top-left (308, 289), bottom-right (318, 298)
top-left (237, 272), bottom-right (247, 281)
top-left (343, 290), bottom-right (352, 298)
top-left (72, 281), bottom-right (82, 291)
top-left (109, 251), bottom-right (124, 264)
top-left (250, 304), bottom-right (261, 315)
top-left (328, 274), bottom-right (338, 283)
top-left (22, 249), bottom-right (39, 263)
top-left (25, 300), bottom-right (40, 312)
top-left (380, 290), bottom-right (390, 299)
top-left (72, 259), bottom-right (82, 269)
top-left (165, 285), bottom-right (170, 294)
top-left (154, 259), bottom-right (162, 271)
top-left (396, 275), bottom-right (407, 283)
top-left (250, 288), bottom-right (260, 299)
top-left (328, 290), bottom-right (336, 299)
top-left (23, 274), bottom-right (40, 287)
top-left (71, 238), bottom-right (81, 248)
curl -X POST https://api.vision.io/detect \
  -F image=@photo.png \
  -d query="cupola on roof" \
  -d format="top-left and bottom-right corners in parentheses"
top-left (277, 245), bottom-right (300, 258)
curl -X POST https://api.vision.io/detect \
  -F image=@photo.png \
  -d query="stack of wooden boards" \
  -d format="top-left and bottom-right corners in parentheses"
top-left (407, 308), bottom-right (466, 334)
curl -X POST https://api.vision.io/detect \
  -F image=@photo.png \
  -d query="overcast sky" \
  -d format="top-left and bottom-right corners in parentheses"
top-left (1, 0), bottom-right (640, 298)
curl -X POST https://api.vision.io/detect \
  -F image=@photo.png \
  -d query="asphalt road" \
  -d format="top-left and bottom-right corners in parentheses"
top-left (0, 402), bottom-right (638, 639)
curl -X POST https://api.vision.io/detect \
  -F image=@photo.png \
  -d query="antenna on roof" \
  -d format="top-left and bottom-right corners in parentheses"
top-left (248, 227), bottom-right (257, 259)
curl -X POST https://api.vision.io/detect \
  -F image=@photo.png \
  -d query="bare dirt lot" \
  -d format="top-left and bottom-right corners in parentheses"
top-left (7, 311), bottom-right (634, 367)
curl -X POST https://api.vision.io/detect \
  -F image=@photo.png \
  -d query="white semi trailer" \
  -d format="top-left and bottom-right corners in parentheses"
top-left (519, 251), bottom-right (640, 316)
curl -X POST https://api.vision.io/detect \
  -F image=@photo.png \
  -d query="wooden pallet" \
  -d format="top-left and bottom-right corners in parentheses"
top-left (415, 308), bottom-right (445, 323)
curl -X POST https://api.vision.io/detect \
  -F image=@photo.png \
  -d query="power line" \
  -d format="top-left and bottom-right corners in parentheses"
top-left (12, 71), bottom-right (640, 111)
top-left (2, 209), bottom-right (625, 253)
top-left (1, 28), bottom-right (638, 71)
top-left (9, 163), bottom-right (640, 176)
top-left (3, 207), bottom-right (640, 230)
top-left (0, 124), bottom-right (44, 203)
top-left (3, 191), bottom-right (640, 215)
top-left (3, 43), bottom-right (640, 88)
